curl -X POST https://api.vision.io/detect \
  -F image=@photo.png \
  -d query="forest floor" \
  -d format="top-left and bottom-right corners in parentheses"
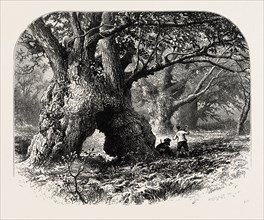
top-left (14, 127), bottom-right (250, 205)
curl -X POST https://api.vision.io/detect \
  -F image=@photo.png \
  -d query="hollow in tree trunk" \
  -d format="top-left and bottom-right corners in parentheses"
top-left (96, 107), bottom-right (157, 163)
top-left (26, 12), bottom-right (157, 166)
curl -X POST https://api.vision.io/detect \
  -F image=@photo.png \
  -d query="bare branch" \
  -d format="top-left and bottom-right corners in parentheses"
top-left (193, 50), bottom-right (229, 94)
top-left (30, 18), bottom-right (63, 58)
top-left (181, 59), bottom-right (247, 73)
top-left (85, 22), bottom-right (131, 47)
top-left (172, 68), bottom-right (223, 111)
top-left (194, 65), bottom-right (217, 94)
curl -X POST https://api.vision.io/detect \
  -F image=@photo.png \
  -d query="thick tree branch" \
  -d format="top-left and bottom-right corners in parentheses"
top-left (30, 18), bottom-right (63, 59)
top-left (83, 13), bottom-right (102, 57)
top-left (77, 25), bottom-right (103, 39)
top-left (30, 18), bottom-right (67, 80)
top-left (125, 41), bottom-right (237, 88)
top-left (70, 12), bottom-right (84, 51)
top-left (100, 12), bottom-right (125, 91)
top-left (125, 47), bottom-right (206, 88)
top-left (86, 22), bottom-right (131, 48)
top-left (194, 66), bottom-right (217, 94)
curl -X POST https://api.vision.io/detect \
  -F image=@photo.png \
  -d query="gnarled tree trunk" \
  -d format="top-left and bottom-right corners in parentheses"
top-left (26, 12), bottom-right (157, 166)
top-left (97, 12), bottom-right (157, 163)
top-left (27, 60), bottom-right (104, 165)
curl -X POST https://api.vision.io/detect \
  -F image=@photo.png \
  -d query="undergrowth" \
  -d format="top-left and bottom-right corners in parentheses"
top-left (15, 134), bottom-right (250, 205)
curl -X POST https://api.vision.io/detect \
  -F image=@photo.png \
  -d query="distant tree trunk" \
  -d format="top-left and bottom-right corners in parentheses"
top-left (153, 67), bottom-right (187, 134)
top-left (187, 100), bottom-right (199, 129)
top-left (154, 67), bottom-right (217, 134)
top-left (155, 92), bottom-right (175, 134)
top-left (173, 100), bottom-right (198, 129)
top-left (238, 98), bottom-right (250, 135)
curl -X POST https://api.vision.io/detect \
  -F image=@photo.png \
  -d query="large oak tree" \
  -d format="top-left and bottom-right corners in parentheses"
top-left (15, 12), bottom-right (249, 165)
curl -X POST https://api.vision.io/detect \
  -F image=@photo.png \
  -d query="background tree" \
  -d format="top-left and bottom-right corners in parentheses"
top-left (15, 45), bottom-right (50, 126)
top-left (237, 72), bottom-right (250, 135)
top-left (131, 24), bottom-right (249, 133)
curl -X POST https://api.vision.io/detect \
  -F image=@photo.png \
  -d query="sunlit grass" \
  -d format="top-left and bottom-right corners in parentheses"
top-left (15, 130), bottom-right (250, 205)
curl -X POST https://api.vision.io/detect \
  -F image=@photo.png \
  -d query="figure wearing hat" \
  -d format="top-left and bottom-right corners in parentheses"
top-left (155, 138), bottom-right (174, 156)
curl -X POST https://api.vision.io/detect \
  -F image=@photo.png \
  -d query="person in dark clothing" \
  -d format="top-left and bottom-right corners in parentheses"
top-left (156, 138), bottom-right (174, 156)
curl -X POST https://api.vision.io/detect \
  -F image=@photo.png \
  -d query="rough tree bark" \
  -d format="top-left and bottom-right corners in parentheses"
top-left (27, 14), bottom-right (102, 165)
top-left (96, 12), bottom-right (156, 162)
top-left (26, 12), bottom-right (157, 166)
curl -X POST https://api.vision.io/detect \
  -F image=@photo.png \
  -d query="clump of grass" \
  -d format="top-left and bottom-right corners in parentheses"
top-left (124, 174), bottom-right (204, 204)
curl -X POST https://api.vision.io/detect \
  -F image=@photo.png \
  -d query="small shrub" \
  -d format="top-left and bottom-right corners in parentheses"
top-left (15, 136), bottom-right (31, 155)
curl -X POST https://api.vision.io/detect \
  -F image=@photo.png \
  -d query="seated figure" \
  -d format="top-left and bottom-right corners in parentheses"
top-left (156, 138), bottom-right (174, 156)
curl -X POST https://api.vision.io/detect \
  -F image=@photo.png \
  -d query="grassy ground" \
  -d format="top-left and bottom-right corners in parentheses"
top-left (14, 129), bottom-right (250, 205)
